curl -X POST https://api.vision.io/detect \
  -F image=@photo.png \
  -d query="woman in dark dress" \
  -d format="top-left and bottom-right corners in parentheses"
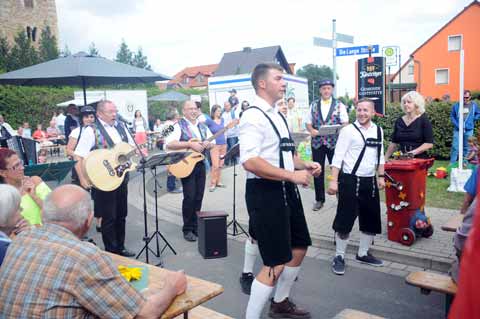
top-left (385, 91), bottom-right (434, 160)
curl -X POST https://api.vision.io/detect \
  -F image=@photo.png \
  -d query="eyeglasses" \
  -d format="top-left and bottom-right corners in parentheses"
top-left (464, 96), bottom-right (471, 100)
top-left (7, 161), bottom-right (24, 171)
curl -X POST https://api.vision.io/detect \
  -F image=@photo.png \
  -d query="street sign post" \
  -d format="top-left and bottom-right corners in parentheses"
top-left (313, 19), bottom-right (354, 95)
top-left (336, 45), bottom-right (379, 57)
top-left (382, 46), bottom-right (400, 67)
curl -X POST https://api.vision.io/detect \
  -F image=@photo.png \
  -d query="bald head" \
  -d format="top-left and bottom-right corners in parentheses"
top-left (43, 184), bottom-right (92, 233)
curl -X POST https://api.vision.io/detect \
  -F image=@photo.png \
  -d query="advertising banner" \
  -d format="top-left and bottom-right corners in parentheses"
top-left (357, 57), bottom-right (386, 115)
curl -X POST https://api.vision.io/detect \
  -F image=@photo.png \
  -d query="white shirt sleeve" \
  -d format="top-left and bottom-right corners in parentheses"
top-left (4, 123), bottom-right (16, 136)
top-left (305, 103), bottom-right (314, 125)
top-left (239, 109), bottom-right (265, 164)
top-left (74, 126), bottom-right (96, 158)
top-left (69, 127), bottom-right (80, 139)
top-left (338, 102), bottom-right (349, 124)
top-left (164, 123), bottom-right (182, 151)
top-left (331, 125), bottom-right (352, 169)
top-left (379, 127), bottom-right (385, 165)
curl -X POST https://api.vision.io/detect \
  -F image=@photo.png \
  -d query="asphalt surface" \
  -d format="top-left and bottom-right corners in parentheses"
top-left (86, 201), bottom-right (445, 319)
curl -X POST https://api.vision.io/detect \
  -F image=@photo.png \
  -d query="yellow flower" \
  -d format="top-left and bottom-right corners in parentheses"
top-left (118, 265), bottom-right (143, 282)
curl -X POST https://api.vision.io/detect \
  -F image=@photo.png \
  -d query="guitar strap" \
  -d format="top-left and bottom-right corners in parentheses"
top-left (94, 119), bottom-right (129, 149)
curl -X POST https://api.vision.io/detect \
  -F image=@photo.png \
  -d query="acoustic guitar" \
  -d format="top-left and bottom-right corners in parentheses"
top-left (84, 125), bottom-right (174, 191)
top-left (167, 122), bottom-right (234, 178)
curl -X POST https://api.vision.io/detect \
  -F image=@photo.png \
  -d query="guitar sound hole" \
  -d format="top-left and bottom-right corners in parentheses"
top-left (117, 154), bottom-right (128, 164)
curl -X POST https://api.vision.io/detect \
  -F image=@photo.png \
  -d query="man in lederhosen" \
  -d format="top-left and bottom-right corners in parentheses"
top-left (327, 98), bottom-right (385, 275)
top-left (306, 80), bottom-right (349, 211)
top-left (165, 100), bottom-right (214, 242)
top-left (240, 63), bottom-right (321, 319)
top-left (74, 100), bottom-right (135, 257)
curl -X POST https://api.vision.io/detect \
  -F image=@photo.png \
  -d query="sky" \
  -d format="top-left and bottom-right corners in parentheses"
top-left (56, 0), bottom-right (470, 97)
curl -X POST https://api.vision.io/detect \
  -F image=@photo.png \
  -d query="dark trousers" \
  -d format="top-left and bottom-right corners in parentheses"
top-left (91, 179), bottom-right (129, 253)
top-left (312, 145), bottom-right (335, 202)
top-left (166, 174), bottom-right (176, 192)
top-left (225, 136), bottom-right (239, 165)
top-left (180, 162), bottom-right (206, 234)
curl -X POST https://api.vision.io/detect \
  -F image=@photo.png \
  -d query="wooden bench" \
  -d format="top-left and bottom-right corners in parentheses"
top-left (332, 308), bottom-right (385, 319)
top-left (173, 305), bottom-right (233, 319)
top-left (441, 214), bottom-right (464, 232)
top-left (406, 271), bottom-right (457, 316)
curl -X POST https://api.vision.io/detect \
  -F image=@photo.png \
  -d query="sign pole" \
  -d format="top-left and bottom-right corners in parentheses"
top-left (388, 66), bottom-right (391, 103)
top-left (458, 49), bottom-right (465, 170)
top-left (332, 19), bottom-right (337, 95)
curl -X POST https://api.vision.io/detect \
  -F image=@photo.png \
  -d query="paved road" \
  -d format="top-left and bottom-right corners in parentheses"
top-left (87, 203), bottom-right (445, 319)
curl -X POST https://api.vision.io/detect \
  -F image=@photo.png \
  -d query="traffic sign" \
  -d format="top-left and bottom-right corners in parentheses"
top-left (382, 46), bottom-right (400, 67)
top-left (335, 45), bottom-right (379, 57)
top-left (313, 37), bottom-right (333, 48)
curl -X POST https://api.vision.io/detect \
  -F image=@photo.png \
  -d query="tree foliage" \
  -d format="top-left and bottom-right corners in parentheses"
top-left (132, 47), bottom-right (151, 70)
top-left (296, 64), bottom-right (335, 103)
top-left (0, 37), bottom-right (10, 73)
top-left (38, 26), bottom-right (59, 62)
top-left (115, 39), bottom-right (133, 65)
top-left (88, 42), bottom-right (100, 56)
top-left (7, 31), bottom-right (39, 71)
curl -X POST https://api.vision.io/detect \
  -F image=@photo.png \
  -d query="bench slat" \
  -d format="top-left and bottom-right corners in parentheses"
top-left (441, 214), bottom-right (464, 232)
top-left (406, 271), bottom-right (457, 295)
top-left (174, 305), bottom-right (233, 319)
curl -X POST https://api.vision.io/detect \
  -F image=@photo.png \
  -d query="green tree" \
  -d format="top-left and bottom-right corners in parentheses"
top-left (38, 25), bottom-right (59, 62)
top-left (7, 31), bottom-right (39, 71)
top-left (88, 42), bottom-right (100, 56)
top-left (115, 39), bottom-right (132, 65)
top-left (60, 44), bottom-right (71, 57)
top-left (132, 47), bottom-right (151, 70)
top-left (0, 36), bottom-right (10, 73)
top-left (296, 64), bottom-right (335, 103)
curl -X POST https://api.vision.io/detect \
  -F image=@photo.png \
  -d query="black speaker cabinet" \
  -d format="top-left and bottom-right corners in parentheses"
top-left (198, 211), bottom-right (228, 259)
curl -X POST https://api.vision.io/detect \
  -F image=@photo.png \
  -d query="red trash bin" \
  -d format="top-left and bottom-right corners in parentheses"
top-left (384, 158), bottom-right (434, 246)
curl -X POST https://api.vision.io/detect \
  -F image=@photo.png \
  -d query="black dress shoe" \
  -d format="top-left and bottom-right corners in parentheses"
top-left (119, 249), bottom-right (136, 257)
top-left (96, 225), bottom-right (102, 233)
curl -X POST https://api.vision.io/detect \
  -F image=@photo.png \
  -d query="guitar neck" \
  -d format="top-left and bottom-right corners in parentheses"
top-left (206, 126), bottom-right (230, 142)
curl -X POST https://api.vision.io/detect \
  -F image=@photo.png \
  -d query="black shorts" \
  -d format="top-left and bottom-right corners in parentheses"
top-left (245, 179), bottom-right (312, 267)
top-left (332, 173), bottom-right (382, 235)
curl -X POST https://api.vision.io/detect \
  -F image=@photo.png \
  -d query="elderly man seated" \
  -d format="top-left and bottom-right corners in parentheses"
top-left (0, 184), bottom-right (29, 265)
top-left (0, 184), bottom-right (187, 317)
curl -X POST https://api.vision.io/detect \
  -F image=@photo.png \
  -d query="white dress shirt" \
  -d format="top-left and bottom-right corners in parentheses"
top-left (221, 106), bottom-right (241, 138)
top-left (331, 120), bottom-right (385, 177)
top-left (0, 122), bottom-right (16, 137)
top-left (74, 119), bottom-right (134, 158)
top-left (305, 98), bottom-right (349, 124)
top-left (239, 96), bottom-right (294, 179)
top-left (164, 117), bottom-right (214, 151)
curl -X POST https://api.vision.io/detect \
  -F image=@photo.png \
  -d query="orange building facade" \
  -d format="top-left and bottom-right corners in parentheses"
top-left (403, 1), bottom-right (480, 99)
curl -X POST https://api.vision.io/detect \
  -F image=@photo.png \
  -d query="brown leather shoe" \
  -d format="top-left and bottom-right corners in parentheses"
top-left (269, 298), bottom-right (311, 318)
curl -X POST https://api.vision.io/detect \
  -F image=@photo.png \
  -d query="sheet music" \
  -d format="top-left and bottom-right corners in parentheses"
top-left (317, 124), bottom-right (342, 136)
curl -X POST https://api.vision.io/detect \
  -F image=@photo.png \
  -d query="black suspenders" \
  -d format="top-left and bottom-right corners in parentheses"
top-left (350, 123), bottom-right (382, 176)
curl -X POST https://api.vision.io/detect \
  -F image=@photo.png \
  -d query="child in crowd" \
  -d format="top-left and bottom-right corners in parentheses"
top-left (37, 149), bottom-right (48, 164)
top-left (465, 136), bottom-right (479, 168)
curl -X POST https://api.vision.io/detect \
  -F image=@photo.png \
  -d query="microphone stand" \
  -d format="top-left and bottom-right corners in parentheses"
top-left (118, 118), bottom-right (173, 265)
top-left (221, 143), bottom-right (247, 236)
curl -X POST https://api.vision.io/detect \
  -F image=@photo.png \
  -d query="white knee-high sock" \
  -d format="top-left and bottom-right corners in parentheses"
top-left (246, 279), bottom-right (274, 319)
top-left (335, 233), bottom-right (349, 258)
top-left (243, 240), bottom-right (259, 274)
top-left (273, 266), bottom-right (300, 302)
top-left (358, 232), bottom-right (374, 257)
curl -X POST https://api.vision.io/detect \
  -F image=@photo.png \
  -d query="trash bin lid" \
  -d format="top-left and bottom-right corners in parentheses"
top-left (385, 158), bottom-right (434, 171)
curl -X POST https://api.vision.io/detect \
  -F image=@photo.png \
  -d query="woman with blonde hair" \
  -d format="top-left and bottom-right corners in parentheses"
top-left (385, 91), bottom-right (434, 159)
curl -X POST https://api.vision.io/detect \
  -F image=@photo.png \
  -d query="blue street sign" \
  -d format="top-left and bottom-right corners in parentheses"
top-left (336, 45), bottom-right (380, 57)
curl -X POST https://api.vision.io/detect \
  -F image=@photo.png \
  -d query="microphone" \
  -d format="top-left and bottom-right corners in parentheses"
top-left (116, 113), bottom-right (132, 125)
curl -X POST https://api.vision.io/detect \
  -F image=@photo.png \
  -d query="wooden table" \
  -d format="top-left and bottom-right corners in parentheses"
top-left (106, 252), bottom-right (224, 319)
top-left (441, 214), bottom-right (464, 232)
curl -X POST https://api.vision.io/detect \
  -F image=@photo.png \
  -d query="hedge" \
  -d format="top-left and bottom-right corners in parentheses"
top-left (349, 100), bottom-right (480, 160)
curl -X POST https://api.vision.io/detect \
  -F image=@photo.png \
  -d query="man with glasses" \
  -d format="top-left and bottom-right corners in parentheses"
top-left (450, 90), bottom-right (480, 164)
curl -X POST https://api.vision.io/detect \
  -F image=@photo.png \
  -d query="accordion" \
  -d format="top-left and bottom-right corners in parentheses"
top-left (6, 136), bottom-right (38, 165)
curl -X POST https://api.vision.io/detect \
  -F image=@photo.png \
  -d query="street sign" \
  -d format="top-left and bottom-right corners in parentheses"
top-left (357, 56), bottom-right (386, 115)
top-left (336, 33), bottom-right (354, 44)
top-left (313, 37), bottom-right (333, 48)
top-left (336, 45), bottom-right (379, 57)
top-left (382, 46), bottom-right (400, 67)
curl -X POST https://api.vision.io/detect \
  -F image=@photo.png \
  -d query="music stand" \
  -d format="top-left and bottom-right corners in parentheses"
top-left (135, 152), bottom-right (190, 266)
top-left (222, 143), bottom-right (247, 237)
top-left (24, 160), bottom-right (76, 183)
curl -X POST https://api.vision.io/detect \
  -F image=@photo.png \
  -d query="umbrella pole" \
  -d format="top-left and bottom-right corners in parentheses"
top-left (82, 78), bottom-right (87, 106)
